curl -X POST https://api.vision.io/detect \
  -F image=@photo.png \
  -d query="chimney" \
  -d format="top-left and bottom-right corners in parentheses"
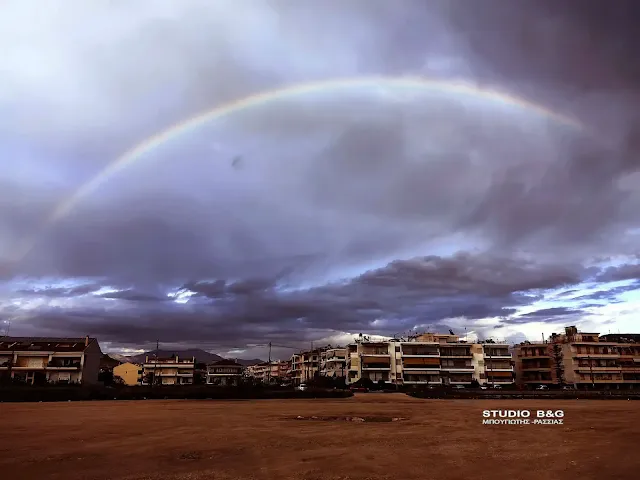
top-left (85, 335), bottom-right (89, 347)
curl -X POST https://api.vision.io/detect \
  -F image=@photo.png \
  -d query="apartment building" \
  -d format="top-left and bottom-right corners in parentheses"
top-left (206, 359), bottom-right (244, 386)
top-left (515, 326), bottom-right (640, 389)
top-left (141, 354), bottom-right (195, 385)
top-left (346, 340), bottom-right (392, 385)
top-left (113, 362), bottom-right (143, 386)
top-left (344, 333), bottom-right (512, 387)
top-left (320, 347), bottom-right (347, 378)
top-left (299, 349), bottom-right (321, 383)
top-left (290, 354), bottom-right (302, 385)
top-left (246, 360), bottom-right (290, 384)
top-left (473, 343), bottom-right (515, 386)
top-left (0, 336), bottom-right (102, 385)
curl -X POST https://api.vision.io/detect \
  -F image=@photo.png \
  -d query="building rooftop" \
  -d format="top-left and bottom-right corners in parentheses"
top-left (210, 359), bottom-right (244, 367)
top-left (0, 336), bottom-right (96, 352)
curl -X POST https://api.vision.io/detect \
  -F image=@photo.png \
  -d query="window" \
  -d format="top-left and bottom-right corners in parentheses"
top-left (395, 346), bottom-right (401, 353)
top-left (396, 358), bottom-right (401, 365)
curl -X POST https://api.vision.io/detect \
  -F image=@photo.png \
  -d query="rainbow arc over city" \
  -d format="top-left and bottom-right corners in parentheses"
top-left (16, 75), bottom-right (582, 263)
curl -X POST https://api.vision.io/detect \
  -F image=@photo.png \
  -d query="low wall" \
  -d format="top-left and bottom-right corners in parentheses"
top-left (407, 389), bottom-right (640, 400)
top-left (0, 385), bottom-right (353, 403)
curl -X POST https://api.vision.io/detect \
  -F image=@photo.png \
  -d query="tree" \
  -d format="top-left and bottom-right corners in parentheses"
top-left (98, 370), bottom-right (114, 386)
top-left (470, 379), bottom-right (480, 388)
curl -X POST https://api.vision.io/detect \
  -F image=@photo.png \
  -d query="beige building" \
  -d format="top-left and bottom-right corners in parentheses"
top-left (246, 360), bottom-right (290, 384)
top-left (0, 336), bottom-right (102, 385)
top-left (290, 354), bottom-right (302, 385)
top-left (113, 362), bottom-right (142, 386)
top-left (344, 333), bottom-right (513, 387)
top-left (515, 326), bottom-right (640, 389)
top-left (320, 348), bottom-right (347, 378)
top-left (472, 343), bottom-right (515, 386)
top-left (141, 354), bottom-right (194, 385)
top-left (206, 359), bottom-right (244, 386)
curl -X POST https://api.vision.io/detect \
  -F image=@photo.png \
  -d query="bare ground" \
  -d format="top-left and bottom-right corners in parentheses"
top-left (1, 393), bottom-right (639, 480)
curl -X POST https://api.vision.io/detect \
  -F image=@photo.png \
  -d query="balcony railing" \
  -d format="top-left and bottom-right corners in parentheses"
top-left (47, 361), bottom-right (81, 369)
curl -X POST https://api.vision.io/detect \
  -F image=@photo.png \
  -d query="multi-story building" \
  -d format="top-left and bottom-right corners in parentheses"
top-left (290, 354), bottom-right (302, 385)
top-left (515, 326), bottom-right (640, 389)
top-left (344, 333), bottom-right (512, 387)
top-left (473, 342), bottom-right (515, 386)
top-left (0, 336), bottom-right (102, 385)
top-left (300, 349), bottom-right (321, 383)
top-left (113, 362), bottom-right (143, 386)
top-left (206, 359), bottom-right (244, 386)
top-left (246, 360), bottom-right (290, 384)
top-left (320, 347), bottom-right (347, 378)
top-left (141, 354), bottom-right (194, 386)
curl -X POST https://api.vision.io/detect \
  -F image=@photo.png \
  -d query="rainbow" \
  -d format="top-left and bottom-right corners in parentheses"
top-left (16, 75), bottom-right (582, 263)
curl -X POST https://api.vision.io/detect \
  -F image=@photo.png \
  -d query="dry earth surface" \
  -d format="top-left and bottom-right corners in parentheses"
top-left (1, 393), bottom-right (639, 480)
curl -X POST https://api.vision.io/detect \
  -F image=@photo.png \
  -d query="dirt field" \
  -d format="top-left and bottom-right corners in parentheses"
top-left (1, 394), bottom-right (639, 480)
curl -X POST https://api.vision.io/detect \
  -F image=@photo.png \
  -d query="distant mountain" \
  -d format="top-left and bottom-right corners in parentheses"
top-left (100, 354), bottom-right (122, 370)
top-left (234, 358), bottom-right (264, 367)
top-left (108, 354), bottom-right (131, 363)
top-left (127, 349), bottom-right (223, 364)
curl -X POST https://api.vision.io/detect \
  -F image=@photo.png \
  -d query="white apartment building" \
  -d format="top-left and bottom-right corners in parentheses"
top-left (320, 348), bottom-right (347, 378)
top-left (141, 354), bottom-right (195, 385)
top-left (345, 333), bottom-right (513, 387)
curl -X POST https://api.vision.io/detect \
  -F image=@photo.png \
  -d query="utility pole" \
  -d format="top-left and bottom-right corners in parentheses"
top-left (267, 342), bottom-right (272, 385)
top-left (153, 339), bottom-right (159, 387)
top-left (489, 347), bottom-right (495, 390)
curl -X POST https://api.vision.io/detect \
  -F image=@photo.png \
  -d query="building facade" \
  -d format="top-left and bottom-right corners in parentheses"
top-left (206, 359), bottom-right (244, 386)
top-left (141, 355), bottom-right (195, 385)
top-left (246, 360), bottom-right (290, 384)
top-left (113, 362), bottom-right (143, 386)
top-left (473, 343), bottom-right (515, 386)
top-left (515, 326), bottom-right (640, 389)
top-left (320, 348), bottom-right (347, 378)
top-left (0, 336), bottom-right (102, 385)
top-left (345, 333), bottom-right (514, 387)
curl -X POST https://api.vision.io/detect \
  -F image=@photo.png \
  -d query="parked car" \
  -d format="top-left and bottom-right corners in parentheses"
top-left (297, 383), bottom-right (307, 391)
top-left (453, 384), bottom-right (465, 390)
top-left (349, 386), bottom-right (369, 393)
top-left (492, 385), bottom-right (503, 390)
top-left (562, 385), bottom-right (574, 390)
top-left (536, 385), bottom-right (549, 390)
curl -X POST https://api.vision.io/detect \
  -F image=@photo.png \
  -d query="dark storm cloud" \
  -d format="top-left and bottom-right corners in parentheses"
top-left (4, 252), bottom-right (597, 349)
top-left (2, 1), bottom-right (639, 348)
top-left (597, 264), bottom-right (640, 283)
top-left (519, 307), bottom-right (582, 318)
top-left (17, 284), bottom-right (101, 298)
top-left (96, 290), bottom-right (169, 302)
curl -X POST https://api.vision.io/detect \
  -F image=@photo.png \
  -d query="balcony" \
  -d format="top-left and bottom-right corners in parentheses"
top-left (440, 352), bottom-right (472, 358)
top-left (46, 361), bottom-right (81, 370)
top-left (576, 366), bottom-right (622, 372)
top-left (362, 365), bottom-right (391, 371)
top-left (485, 366), bottom-right (514, 372)
top-left (143, 363), bottom-right (194, 368)
top-left (441, 367), bottom-right (474, 373)
top-left (402, 348), bottom-right (440, 357)
top-left (483, 350), bottom-right (511, 359)
top-left (574, 353), bottom-right (620, 359)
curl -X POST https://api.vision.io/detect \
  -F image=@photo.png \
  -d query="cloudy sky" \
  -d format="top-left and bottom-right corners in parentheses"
top-left (1, 0), bottom-right (639, 359)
